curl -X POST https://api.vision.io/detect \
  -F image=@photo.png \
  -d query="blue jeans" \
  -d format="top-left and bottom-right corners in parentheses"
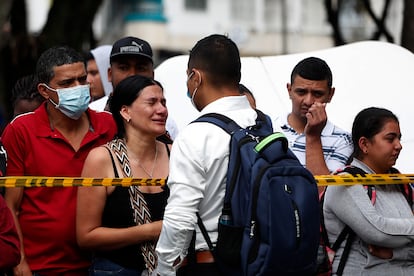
top-left (89, 257), bottom-right (143, 276)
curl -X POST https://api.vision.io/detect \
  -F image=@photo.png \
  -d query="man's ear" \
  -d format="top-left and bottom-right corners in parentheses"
top-left (37, 83), bottom-right (49, 99)
top-left (193, 69), bottom-right (202, 87)
top-left (287, 83), bottom-right (292, 98)
top-left (327, 87), bottom-right (335, 103)
top-left (108, 67), bottom-right (112, 82)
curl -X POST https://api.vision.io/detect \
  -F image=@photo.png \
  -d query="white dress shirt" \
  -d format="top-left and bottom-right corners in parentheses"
top-left (156, 96), bottom-right (257, 275)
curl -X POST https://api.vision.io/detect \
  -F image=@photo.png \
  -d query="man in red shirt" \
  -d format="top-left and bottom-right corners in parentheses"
top-left (0, 194), bottom-right (20, 274)
top-left (0, 142), bottom-right (20, 275)
top-left (1, 46), bottom-right (117, 276)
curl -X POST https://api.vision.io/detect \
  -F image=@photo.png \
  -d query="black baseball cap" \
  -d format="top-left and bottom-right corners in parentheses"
top-left (110, 36), bottom-right (153, 63)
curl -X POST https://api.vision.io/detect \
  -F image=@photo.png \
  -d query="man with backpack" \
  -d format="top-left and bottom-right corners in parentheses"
top-left (155, 34), bottom-right (320, 276)
top-left (155, 34), bottom-right (259, 275)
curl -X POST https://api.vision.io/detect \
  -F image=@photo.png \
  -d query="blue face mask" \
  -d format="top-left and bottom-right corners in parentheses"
top-left (43, 84), bottom-right (91, 120)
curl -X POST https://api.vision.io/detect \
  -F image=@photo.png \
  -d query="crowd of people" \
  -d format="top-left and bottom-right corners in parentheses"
top-left (0, 33), bottom-right (413, 276)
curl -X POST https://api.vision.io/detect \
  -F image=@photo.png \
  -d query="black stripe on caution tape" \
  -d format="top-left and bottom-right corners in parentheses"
top-left (315, 174), bottom-right (414, 186)
top-left (0, 177), bottom-right (166, 188)
top-left (0, 174), bottom-right (413, 187)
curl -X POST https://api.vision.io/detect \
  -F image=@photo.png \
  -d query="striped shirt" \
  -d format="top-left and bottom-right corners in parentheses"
top-left (278, 113), bottom-right (353, 173)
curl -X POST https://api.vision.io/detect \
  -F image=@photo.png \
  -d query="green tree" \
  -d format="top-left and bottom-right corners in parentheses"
top-left (324, 0), bottom-right (395, 45)
top-left (0, 0), bottom-right (103, 125)
top-left (401, 0), bottom-right (414, 52)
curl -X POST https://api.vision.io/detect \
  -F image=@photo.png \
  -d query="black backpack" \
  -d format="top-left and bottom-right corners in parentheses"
top-left (320, 166), bottom-right (413, 276)
top-left (193, 110), bottom-right (320, 275)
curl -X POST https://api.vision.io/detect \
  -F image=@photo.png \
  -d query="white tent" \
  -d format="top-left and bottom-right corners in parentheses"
top-left (155, 41), bottom-right (414, 173)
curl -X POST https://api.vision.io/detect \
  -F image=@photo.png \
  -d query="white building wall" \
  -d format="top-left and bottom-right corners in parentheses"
top-left (165, 0), bottom-right (231, 36)
top-left (157, 0), bottom-right (339, 55)
top-left (25, 0), bottom-right (406, 56)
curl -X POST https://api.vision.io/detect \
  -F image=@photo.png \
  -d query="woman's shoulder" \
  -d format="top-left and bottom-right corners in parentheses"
top-left (82, 145), bottom-right (114, 177)
top-left (87, 144), bottom-right (111, 160)
top-left (326, 166), bottom-right (367, 197)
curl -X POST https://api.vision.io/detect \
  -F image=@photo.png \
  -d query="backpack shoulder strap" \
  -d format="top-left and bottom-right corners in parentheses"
top-left (191, 113), bottom-right (239, 254)
top-left (196, 212), bottom-right (216, 252)
top-left (389, 167), bottom-right (413, 209)
top-left (341, 165), bottom-right (366, 176)
top-left (320, 188), bottom-right (352, 251)
top-left (192, 109), bottom-right (272, 135)
top-left (193, 112), bottom-right (241, 134)
top-left (320, 185), bottom-right (354, 276)
top-left (334, 165), bottom-right (375, 210)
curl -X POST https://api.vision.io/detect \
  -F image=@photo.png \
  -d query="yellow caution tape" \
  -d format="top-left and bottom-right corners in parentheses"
top-left (0, 174), bottom-right (413, 188)
top-left (315, 174), bottom-right (414, 186)
top-left (0, 177), bottom-right (165, 188)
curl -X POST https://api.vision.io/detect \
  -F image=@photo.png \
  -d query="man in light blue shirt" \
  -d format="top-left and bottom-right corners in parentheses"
top-left (279, 57), bottom-right (353, 190)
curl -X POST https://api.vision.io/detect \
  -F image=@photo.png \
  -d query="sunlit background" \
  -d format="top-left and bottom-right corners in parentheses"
top-left (1, 0), bottom-right (414, 172)
top-left (21, 0), bottom-right (407, 61)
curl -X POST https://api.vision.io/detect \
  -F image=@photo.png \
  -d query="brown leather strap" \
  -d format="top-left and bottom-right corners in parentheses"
top-left (181, 250), bottom-right (215, 267)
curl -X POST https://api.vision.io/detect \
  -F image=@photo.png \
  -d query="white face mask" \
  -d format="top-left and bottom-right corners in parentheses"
top-left (190, 87), bottom-right (199, 110)
top-left (186, 70), bottom-right (201, 111)
top-left (43, 84), bottom-right (91, 120)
